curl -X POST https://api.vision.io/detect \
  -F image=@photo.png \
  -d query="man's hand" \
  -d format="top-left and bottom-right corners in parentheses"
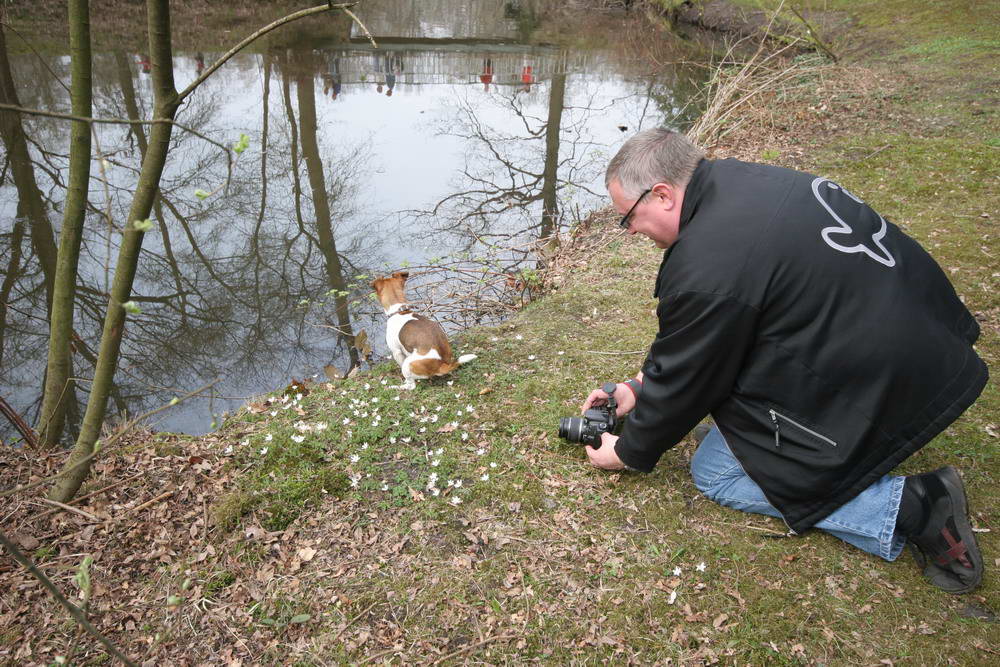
top-left (585, 433), bottom-right (625, 470)
top-left (580, 382), bottom-right (636, 417)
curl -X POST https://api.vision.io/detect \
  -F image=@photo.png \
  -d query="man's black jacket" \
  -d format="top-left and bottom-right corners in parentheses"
top-left (615, 158), bottom-right (987, 533)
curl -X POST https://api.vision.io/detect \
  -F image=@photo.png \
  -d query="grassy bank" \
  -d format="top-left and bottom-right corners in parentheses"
top-left (2, 2), bottom-right (997, 664)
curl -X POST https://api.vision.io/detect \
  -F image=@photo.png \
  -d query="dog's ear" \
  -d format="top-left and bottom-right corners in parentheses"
top-left (371, 277), bottom-right (384, 291)
top-left (393, 271), bottom-right (410, 282)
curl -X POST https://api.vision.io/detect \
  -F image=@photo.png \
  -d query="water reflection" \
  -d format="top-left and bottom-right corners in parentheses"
top-left (0, 2), bottom-right (706, 438)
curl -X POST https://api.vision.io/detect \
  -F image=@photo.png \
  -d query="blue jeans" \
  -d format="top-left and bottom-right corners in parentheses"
top-left (690, 427), bottom-right (906, 561)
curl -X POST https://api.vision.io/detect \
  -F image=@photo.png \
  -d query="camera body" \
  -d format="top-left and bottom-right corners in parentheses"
top-left (558, 382), bottom-right (621, 448)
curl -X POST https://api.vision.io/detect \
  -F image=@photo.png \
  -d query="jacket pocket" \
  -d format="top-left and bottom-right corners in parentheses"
top-left (767, 408), bottom-right (837, 450)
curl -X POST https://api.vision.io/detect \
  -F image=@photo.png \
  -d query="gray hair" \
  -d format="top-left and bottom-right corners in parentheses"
top-left (605, 128), bottom-right (705, 198)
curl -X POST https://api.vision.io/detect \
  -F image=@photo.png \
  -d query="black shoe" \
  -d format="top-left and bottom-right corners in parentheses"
top-left (905, 466), bottom-right (983, 594)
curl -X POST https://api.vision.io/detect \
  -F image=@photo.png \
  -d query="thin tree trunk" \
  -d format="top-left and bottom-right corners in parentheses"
top-left (38, 0), bottom-right (93, 447)
top-left (49, 0), bottom-right (179, 502)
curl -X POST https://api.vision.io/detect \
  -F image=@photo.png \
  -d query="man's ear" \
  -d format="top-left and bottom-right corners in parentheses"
top-left (650, 182), bottom-right (677, 209)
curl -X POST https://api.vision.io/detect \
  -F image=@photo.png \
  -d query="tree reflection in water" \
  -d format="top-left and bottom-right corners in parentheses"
top-left (0, 3), bottom-right (708, 438)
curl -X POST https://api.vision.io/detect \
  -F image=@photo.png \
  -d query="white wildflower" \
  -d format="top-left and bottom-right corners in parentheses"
top-left (290, 435), bottom-right (304, 444)
top-left (696, 562), bottom-right (707, 572)
top-left (489, 462), bottom-right (497, 468)
top-left (461, 432), bottom-right (469, 441)
top-left (431, 459), bottom-right (440, 467)
top-left (259, 446), bottom-right (269, 455)
top-left (515, 334), bottom-right (523, 340)
top-left (450, 496), bottom-right (462, 505)
top-left (265, 433), bottom-right (273, 442)
top-left (667, 590), bottom-right (677, 605)
top-left (350, 454), bottom-right (360, 463)
top-left (528, 355), bottom-right (536, 360)
top-left (672, 567), bottom-right (682, 576)
top-left (480, 473), bottom-right (489, 482)
top-left (476, 448), bottom-right (486, 456)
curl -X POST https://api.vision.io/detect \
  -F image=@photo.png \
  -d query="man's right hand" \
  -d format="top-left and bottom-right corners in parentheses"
top-left (580, 382), bottom-right (637, 417)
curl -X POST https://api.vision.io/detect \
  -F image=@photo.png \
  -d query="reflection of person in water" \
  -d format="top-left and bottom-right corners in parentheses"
top-left (521, 64), bottom-right (534, 92)
top-left (323, 55), bottom-right (342, 100)
top-left (137, 53), bottom-right (151, 74)
top-left (480, 58), bottom-right (493, 92)
top-left (384, 52), bottom-right (403, 97)
top-left (195, 52), bottom-right (205, 75)
top-left (372, 51), bottom-right (385, 94)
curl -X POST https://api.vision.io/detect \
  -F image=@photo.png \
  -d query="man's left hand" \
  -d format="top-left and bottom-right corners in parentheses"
top-left (585, 433), bottom-right (625, 470)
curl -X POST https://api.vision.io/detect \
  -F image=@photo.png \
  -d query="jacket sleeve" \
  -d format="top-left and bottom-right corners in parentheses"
top-left (615, 291), bottom-right (759, 472)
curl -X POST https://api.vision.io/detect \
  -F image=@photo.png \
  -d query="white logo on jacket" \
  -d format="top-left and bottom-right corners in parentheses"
top-left (811, 177), bottom-right (896, 268)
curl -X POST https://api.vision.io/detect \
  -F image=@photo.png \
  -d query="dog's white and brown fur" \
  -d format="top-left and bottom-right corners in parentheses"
top-left (372, 272), bottom-right (476, 389)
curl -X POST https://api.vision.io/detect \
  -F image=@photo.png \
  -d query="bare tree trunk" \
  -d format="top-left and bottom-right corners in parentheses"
top-left (38, 0), bottom-right (93, 447)
top-left (49, 0), bottom-right (180, 502)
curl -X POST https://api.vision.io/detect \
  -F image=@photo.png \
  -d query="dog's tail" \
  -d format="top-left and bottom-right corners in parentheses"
top-left (433, 354), bottom-right (477, 377)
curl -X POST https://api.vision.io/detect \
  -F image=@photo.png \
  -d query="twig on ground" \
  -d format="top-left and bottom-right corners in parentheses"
top-left (37, 498), bottom-right (98, 521)
top-left (126, 490), bottom-right (175, 515)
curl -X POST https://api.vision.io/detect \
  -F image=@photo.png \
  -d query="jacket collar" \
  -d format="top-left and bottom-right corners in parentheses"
top-left (653, 158), bottom-right (712, 298)
top-left (678, 158), bottom-right (712, 230)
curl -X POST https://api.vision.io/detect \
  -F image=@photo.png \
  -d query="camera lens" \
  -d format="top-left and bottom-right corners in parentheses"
top-left (559, 417), bottom-right (584, 443)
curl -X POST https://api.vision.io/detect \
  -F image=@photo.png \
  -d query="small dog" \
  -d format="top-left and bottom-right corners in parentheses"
top-left (372, 272), bottom-right (476, 389)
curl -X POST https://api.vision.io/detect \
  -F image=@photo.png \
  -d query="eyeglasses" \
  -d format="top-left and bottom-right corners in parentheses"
top-left (619, 187), bottom-right (652, 230)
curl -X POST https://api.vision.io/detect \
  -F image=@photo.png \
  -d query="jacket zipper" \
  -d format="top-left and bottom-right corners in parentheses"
top-left (768, 409), bottom-right (837, 448)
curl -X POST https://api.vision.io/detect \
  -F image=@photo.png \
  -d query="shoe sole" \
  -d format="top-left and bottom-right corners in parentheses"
top-left (919, 466), bottom-right (983, 594)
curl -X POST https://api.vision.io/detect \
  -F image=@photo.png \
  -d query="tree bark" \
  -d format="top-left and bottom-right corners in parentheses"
top-left (38, 0), bottom-right (93, 447)
top-left (49, 0), bottom-right (180, 502)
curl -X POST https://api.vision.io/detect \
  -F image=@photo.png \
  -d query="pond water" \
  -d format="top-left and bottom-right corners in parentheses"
top-left (0, 0), bottom-right (707, 439)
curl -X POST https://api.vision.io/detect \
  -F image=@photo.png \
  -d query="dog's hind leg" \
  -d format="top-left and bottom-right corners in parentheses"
top-left (391, 358), bottom-right (419, 390)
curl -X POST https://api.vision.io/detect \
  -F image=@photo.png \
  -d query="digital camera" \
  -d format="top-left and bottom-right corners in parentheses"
top-left (558, 382), bottom-right (621, 448)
